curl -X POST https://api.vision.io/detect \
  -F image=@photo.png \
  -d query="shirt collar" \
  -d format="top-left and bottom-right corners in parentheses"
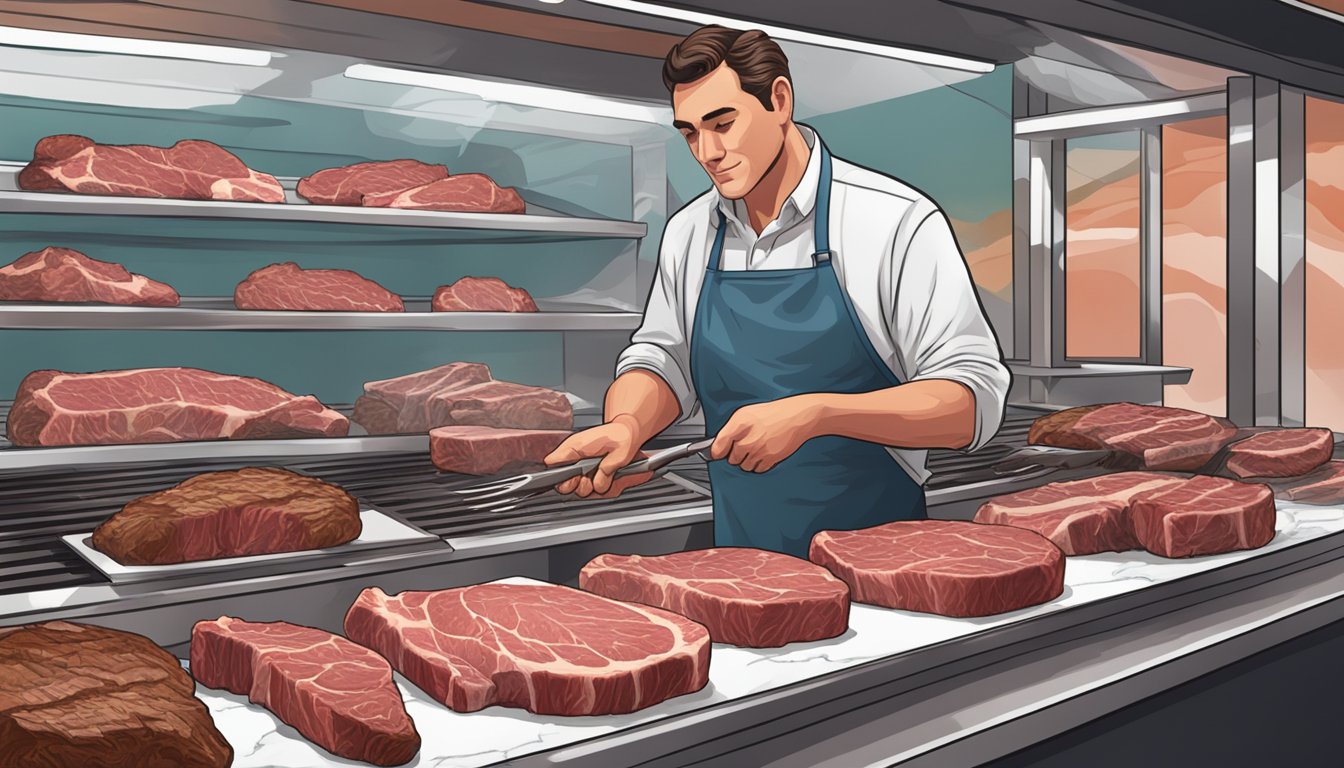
top-left (715, 124), bottom-right (823, 229)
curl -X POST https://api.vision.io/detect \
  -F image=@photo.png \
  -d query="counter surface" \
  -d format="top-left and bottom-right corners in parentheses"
top-left (194, 500), bottom-right (1344, 767)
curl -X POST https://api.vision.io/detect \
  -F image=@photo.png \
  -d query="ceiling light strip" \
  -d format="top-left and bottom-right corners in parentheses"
top-left (0, 25), bottom-right (273, 66)
top-left (579, 0), bottom-right (995, 73)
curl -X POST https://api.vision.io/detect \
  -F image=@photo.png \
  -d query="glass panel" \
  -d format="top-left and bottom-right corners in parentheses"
top-left (1065, 131), bottom-right (1143, 359)
top-left (1305, 95), bottom-right (1344, 432)
top-left (1161, 116), bottom-right (1228, 416)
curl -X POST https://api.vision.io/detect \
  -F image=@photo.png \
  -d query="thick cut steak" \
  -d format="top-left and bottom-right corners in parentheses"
top-left (191, 617), bottom-right (419, 766)
top-left (0, 621), bottom-right (231, 768)
top-left (432, 276), bottom-right (538, 312)
top-left (430, 425), bottom-right (569, 475)
top-left (435, 380), bottom-right (573, 430)
top-left (92, 467), bottom-right (360, 565)
top-left (7, 367), bottom-right (349, 447)
top-left (810, 520), bottom-right (1065, 617)
top-left (297, 159), bottom-right (449, 206)
top-left (1274, 460), bottom-right (1344, 505)
top-left (344, 583), bottom-right (710, 716)
top-left (235, 262), bottom-right (404, 312)
top-left (1224, 428), bottom-right (1334, 478)
top-left (580, 548), bottom-right (850, 647)
top-left (0, 247), bottom-right (179, 306)
top-left (361, 173), bottom-right (526, 213)
top-left (1129, 475), bottom-right (1275, 558)
top-left (19, 134), bottom-right (283, 203)
top-left (974, 472), bottom-right (1187, 555)
top-left (1029, 402), bottom-right (1238, 471)
top-left (351, 362), bottom-right (493, 434)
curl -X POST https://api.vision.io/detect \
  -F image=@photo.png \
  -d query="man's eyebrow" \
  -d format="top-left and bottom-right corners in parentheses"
top-left (673, 107), bottom-right (737, 130)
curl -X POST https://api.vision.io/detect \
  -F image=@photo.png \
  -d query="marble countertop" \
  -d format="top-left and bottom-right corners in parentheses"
top-left (195, 501), bottom-right (1344, 768)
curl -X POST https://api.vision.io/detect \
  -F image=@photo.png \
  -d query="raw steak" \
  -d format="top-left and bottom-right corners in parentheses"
top-left (432, 276), bottom-right (538, 312)
top-left (344, 583), bottom-right (710, 716)
top-left (435, 380), bottom-right (573, 430)
top-left (1129, 475), bottom-right (1276, 558)
top-left (430, 425), bottom-right (569, 475)
top-left (1029, 402), bottom-right (1239, 471)
top-left (1274, 460), bottom-right (1344, 505)
top-left (7, 367), bottom-right (349, 447)
top-left (0, 620), bottom-right (231, 768)
top-left (351, 362), bottom-right (494, 434)
top-left (973, 471), bottom-right (1187, 555)
top-left (92, 467), bottom-right (360, 565)
top-left (297, 159), bottom-right (449, 206)
top-left (18, 134), bottom-right (284, 203)
top-left (580, 548), bottom-right (850, 647)
top-left (1224, 428), bottom-right (1334, 478)
top-left (0, 247), bottom-right (179, 307)
top-left (191, 617), bottom-right (419, 766)
top-left (361, 173), bottom-right (526, 214)
top-left (234, 262), bottom-right (404, 312)
top-left (809, 520), bottom-right (1065, 617)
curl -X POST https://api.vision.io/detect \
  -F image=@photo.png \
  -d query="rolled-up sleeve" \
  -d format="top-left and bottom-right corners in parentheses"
top-left (614, 232), bottom-right (698, 421)
top-left (892, 210), bottom-right (1011, 452)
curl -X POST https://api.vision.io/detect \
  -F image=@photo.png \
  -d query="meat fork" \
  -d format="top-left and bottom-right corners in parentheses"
top-left (448, 437), bottom-right (715, 511)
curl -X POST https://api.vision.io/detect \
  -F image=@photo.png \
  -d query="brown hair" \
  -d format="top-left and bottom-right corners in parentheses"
top-left (663, 25), bottom-right (790, 111)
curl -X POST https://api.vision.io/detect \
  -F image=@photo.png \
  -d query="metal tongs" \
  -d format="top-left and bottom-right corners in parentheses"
top-left (992, 445), bottom-right (1140, 476)
top-left (448, 437), bottom-right (716, 511)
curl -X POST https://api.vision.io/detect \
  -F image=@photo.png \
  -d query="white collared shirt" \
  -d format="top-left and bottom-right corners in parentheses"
top-left (615, 125), bottom-right (1010, 484)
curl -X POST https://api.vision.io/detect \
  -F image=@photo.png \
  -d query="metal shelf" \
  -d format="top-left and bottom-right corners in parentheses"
top-left (0, 164), bottom-right (647, 242)
top-left (0, 299), bottom-right (643, 331)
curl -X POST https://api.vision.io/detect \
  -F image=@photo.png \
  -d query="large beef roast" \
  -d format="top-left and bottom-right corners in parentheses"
top-left (1129, 475), bottom-right (1276, 558)
top-left (430, 425), bottom-right (569, 475)
top-left (19, 134), bottom-right (284, 203)
top-left (7, 367), bottom-right (349, 447)
top-left (580, 548), bottom-right (851, 647)
top-left (92, 467), bottom-right (360, 565)
top-left (191, 617), bottom-right (419, 766)
top-left (0, 247), bottom-right (179, 306)
top-left (361, 173), bottom-right (526, 214)
top-left (296, 159), bottom-right (449, 206)
top-left (234, 262), bottom-right (404, 312)
top-left (432, 276), bottom-right (538, 312)
top-left (974, 472), bottom-right (1187, 555)
top-left (1224, 428), bottom-right (1334, 478)
top-left (1028, 402), bottom-right (1239, 471)
top-left (351, 362), bottom-right (493, 434)
top-left (810, 520), bottom-right (1065, 617)
top-left (344, 583), bottom-right (710, 716)
top-left (351, 363), bottom-right (572, 434)
top-left (0, 620), bottom-right (232, 768)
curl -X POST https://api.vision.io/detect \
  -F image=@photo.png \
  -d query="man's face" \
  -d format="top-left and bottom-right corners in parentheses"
top-left (672, 63), bottom-right (788, 200)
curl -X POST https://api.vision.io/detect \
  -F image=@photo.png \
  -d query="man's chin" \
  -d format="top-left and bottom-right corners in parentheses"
top-left (712, 180), bottom-right (749, 200)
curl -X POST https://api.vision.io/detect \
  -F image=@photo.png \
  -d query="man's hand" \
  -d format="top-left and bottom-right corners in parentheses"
top-left (710, 396), bottom-right (823, 474)
top-left (544, 415), bottom-right (654, 499)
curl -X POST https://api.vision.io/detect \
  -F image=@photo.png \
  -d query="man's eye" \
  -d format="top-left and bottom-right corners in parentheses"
top-left (715, 120), bottom-right (735, 131)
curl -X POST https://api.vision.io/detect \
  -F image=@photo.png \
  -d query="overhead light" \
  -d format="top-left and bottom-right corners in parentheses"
top-left (0, 25), bottom-right (273, 66)
top-left (579, 0), bottom-right (995, 74)
top-left (344, 64), bottom-right (674, 124)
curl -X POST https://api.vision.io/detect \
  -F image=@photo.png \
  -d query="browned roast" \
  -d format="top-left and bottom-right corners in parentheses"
top-left (91, 467), bottom-right (361, 565)
top-left (0, 620), bottom-right (232, 768)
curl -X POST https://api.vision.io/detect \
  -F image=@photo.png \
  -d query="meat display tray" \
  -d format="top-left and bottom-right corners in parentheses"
top-left (61, 504), bottom-right (437, 584)
top-left (0, 164), bottom-right (648, 241)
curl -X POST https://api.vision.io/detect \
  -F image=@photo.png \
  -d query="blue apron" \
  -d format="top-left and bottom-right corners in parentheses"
top-left (689, 143), bottom-right (927, 558)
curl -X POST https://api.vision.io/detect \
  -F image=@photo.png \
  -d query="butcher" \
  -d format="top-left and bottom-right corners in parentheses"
top-left (546, 24), bottom-right (1010, 558)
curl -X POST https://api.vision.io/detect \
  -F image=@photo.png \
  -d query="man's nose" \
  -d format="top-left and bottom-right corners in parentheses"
top-left (697, 132), bottom-right (727, 165)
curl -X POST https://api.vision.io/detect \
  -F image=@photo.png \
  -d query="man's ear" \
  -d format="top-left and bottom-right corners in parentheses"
top-left (772, 76), bottom-right (793, 122)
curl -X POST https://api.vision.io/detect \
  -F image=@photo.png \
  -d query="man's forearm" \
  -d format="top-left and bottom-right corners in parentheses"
top-left (604, 369), bottom-right (682, 444)
top-left (802, 379), bottom-right (978, 450)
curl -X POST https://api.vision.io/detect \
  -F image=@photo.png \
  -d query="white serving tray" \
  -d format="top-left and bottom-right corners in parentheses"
top-left (63, 506), bottom-right (438, 584)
